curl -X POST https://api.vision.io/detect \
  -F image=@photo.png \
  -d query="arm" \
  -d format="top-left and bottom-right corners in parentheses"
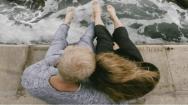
top-left (77, 23), bottom-right (95, 52)
top-left (21, 60), bottom-right (58, 101)
top-left (113, 27), bottom-right (143, 62)
top-left (45, 24), bottom-right (69, 58)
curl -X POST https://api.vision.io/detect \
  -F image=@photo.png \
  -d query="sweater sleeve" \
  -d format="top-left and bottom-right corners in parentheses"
top-left (45, 24), bottom-right (69, 58)
top-left (21, 60), bottom-right (57, 90)
top-left (77, 23), bottom-right (95, 52)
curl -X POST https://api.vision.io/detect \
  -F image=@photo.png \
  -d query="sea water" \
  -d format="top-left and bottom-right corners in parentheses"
top-left (0, 0), bottom-right (188, 44)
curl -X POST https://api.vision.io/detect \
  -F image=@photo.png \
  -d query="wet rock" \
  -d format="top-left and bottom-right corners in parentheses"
top-left (139, 23), bottom-right (163, 39)
top-left (80, 20), bottom-right (89, 27)
top-left (167, 0), bottom-right (188, 9)
top-left (7, 0), bottom-right (46, 10)
top-left (138, 23), bottom-right (183, 42)
top-left (180, 28), bottom-right (188, 38)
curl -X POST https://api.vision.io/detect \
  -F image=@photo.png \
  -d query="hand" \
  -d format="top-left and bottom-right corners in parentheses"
top-left (113, 42), bottom-right (119, 50)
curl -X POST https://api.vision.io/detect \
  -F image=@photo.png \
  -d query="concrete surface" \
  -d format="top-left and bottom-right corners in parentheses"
top-left (0, 44), bottom-right (188, 104)
top-left (0, 45), bottom-right (28, 97)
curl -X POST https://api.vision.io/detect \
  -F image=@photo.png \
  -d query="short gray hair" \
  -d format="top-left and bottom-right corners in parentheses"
top-left (57, 45), bottom-right (96, 82)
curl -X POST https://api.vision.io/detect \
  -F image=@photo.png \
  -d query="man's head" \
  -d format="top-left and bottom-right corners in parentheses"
top-left (57, 45), bottom-right (96, 82)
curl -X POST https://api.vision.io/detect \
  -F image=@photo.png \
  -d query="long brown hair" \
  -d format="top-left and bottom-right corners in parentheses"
top-left (90, 53), bottom-right (160, 102)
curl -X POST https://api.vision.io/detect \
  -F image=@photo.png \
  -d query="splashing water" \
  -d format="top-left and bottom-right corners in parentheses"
top-left (0, 0), bottom-right (188, 44)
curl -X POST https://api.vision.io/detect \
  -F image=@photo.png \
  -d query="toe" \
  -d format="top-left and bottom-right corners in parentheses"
top-left (67, 7), bottom-right (74, 11)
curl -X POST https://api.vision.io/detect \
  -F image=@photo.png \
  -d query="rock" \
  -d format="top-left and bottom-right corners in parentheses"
top-left (7, 0), bottom-right (91, 10)
top-left (80, 20), bottom-right (89, 27)
top-left (138, 23), bottom-right (183, 42)
top-left (7, 0), bottom-right (46, 10)
top-left (139, 23), bottom-right (162, 39)
top-left (180, 28), bottom-right (188, 38)
top-left (167, 0), bottom-right (188, 9)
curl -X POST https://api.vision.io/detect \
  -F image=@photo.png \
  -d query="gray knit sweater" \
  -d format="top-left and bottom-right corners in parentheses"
top-left (21, 23), bottom-right (128, 104)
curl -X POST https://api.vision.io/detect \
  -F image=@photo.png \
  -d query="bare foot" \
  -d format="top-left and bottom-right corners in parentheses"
top-left (107, 5), bottom-right (123, 28)
top-left (92, 0), bottom-right (101, 18)
top-left (107, 5), bottom-right (118, 21)
top-left (92, 0), bottom-right (104, 25)
top-left (64, 7), bottom-right (75, 25)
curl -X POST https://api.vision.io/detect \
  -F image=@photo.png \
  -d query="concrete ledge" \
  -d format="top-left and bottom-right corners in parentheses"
top-left (0, 45), bottom-right (28, 97)
top-left (0, 45), bottom-right (188, 104)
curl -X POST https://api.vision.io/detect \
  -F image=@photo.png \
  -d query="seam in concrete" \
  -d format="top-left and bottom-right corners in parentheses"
top-left (163, 45), bottom-right (176, 94)
top-left (25, 45), bottom-right (33, 67)
top-left (16, 45), bottom-right (30, 97)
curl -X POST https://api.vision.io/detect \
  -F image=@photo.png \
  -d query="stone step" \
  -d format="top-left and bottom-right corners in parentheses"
top-left (0, 45), bottom-right (188, 104)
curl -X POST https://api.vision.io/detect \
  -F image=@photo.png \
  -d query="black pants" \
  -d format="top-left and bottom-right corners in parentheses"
top-left (95, 25), bottom-right (143, 62)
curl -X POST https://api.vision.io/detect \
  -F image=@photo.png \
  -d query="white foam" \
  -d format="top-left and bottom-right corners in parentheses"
top-left (0, 0), bottom-right (187, 44)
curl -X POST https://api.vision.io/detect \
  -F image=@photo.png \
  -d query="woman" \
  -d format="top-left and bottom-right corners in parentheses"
top-left (90, 0), bottom-right (160, 103)
top-left (21, 5), bottom-right (117, 104)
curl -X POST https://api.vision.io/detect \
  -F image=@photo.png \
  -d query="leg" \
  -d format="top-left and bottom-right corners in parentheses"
top-left (107, 5), bottom-right (123, 29)
top-left (95, 25), bottom-right (114, 54)
top-left (113, 27), bottom-right (143, 62)
top-left (93, 0), bottom-right (113, 54)
top-left (92, 0), bottom-right (104, 26)
top-left (77, 22), bottom-right (95, 52)
top-left (107, 5), bottom-right (143, 61)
